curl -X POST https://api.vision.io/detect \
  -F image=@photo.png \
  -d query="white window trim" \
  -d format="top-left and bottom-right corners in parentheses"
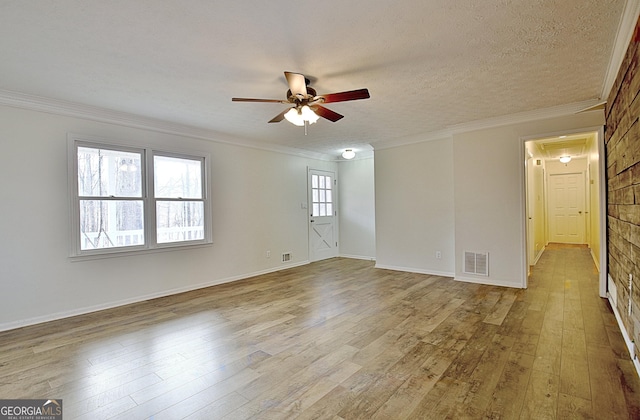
top-left (68, 133), bottom-right (213, 260)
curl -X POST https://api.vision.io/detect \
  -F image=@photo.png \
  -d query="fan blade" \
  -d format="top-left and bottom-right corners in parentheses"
top-left (284, 71), bottom-right (307, 98)
top-left (318, 88), bottom-right (370, 103)
top-left (312, 105), bottom-right (344, 122)
top-left (268, 108), bottom-right (289, 123)
top-left (232, 98), bottom-right (287, 103)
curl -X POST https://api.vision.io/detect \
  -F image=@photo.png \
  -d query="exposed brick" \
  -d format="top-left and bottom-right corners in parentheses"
top-left (630, 223), bottom-right (640, 248)
top-left (607, 15), bottom-right (640, 349)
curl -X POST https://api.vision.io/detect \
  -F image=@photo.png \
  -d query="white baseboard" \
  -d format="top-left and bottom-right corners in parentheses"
top-left (590, 248), bottom-right (601, 272)
top-left (532, 245), bottom-right (545, 265)
top-left (0, 260), bottom-right (309, 333)
top-left (339, 253), bottom-right (376, 261)
top-left (454, 275), bottom-right (525, 289)
top-left (374, 263), bottom-right (454, 278)
top-left (607, 293), bottom-right (640, 379)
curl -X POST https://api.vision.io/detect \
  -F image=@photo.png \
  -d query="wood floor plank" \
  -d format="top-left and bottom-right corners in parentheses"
top-left (482, 351), bottom-right (535, 419)
top-left (557, 393), bottom-right (593, 419)
top-left (519, 369), bottom-right (560, 419)
top-left (483, 289), bottom-right (518, 326)
top-left (450, 333), bottom-right (516, 418)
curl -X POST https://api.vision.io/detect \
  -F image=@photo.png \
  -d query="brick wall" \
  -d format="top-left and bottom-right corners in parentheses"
top-left (605, 16), bottom-right (640, 359)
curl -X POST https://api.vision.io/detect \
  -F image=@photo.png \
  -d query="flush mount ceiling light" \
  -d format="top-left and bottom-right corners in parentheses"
top-left (559, 156), bottom-right (571, 164)
top-left (342, 149), bottom-right (356, 160)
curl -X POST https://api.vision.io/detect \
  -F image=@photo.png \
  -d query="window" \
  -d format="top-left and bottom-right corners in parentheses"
top-left (311, 173), bottom-right (333, 217)
top-left (70, 136), bottom-right (211, 257)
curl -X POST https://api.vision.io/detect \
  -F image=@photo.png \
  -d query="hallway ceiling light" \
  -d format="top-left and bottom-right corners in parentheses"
top-left (342, 149), bottom-right (356, 159)
top-left (559, 156), bottom-right (571, 163)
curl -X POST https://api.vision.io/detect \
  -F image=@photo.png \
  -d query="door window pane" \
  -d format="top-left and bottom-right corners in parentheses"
top-left (311, 173), bottom-right (334, 217)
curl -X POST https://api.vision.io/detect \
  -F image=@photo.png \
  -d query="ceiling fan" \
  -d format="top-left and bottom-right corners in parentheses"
top-left (232, 71), bottom-right (370, 130)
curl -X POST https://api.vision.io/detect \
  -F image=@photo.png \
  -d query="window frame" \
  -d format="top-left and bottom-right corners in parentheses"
top-left (68, 134), bottom-right (212, 259)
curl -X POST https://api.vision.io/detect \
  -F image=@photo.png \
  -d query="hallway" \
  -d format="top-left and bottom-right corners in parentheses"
top-left (526, 243), bottom-right (639, 418)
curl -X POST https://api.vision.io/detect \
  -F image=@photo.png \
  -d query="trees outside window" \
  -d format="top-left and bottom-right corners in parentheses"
top-left (71, 138), bottom-right (211, 257)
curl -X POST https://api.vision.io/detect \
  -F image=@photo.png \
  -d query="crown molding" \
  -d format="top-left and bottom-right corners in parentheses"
top-left (601, 0), bottom-right (640, 100)
top-left (372, 98), bottom-right (603, 151)
top-left (0, 89), bottom-right (334, 161)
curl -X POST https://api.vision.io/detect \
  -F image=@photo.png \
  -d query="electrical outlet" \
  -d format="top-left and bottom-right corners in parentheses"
top-left (435, 251), bottom-right (442, 259)
top-left (629, 273), bottom-right (633, 316)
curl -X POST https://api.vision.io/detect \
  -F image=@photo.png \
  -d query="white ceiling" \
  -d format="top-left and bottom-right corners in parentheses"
top-left (0, 1), bottom-right (628, 158)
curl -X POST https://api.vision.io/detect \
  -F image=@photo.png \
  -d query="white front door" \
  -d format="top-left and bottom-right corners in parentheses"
top-left (309, 169), bottom-right (338, 262)
top-left (548, 172), bottom-right (585, 244)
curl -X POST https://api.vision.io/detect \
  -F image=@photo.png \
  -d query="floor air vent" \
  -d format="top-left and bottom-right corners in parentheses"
top-left (463, 251), bottom-right (489, 276)
top-left (282, 252), bottom-right (292, 263)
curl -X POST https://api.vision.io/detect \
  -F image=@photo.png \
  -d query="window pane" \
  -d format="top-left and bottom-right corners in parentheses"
top-left (319, 189), bottom-right (326, 203)
top-left (319, 203), bottom-right (326, 216)
top-left (313, 203), bottom-right (320, 217)
top-left (312, 189), bottom-right (319, 203)
top-left (154, 155), bottom-right (202, 199)
top-left (327, 203), bottom-right (333, 215)
top-left (325, 176), bottom-right (332, 189)
top-left (77, 147), bottom-right (142, 197)
top-left (319, 176), bottom-right (325, 189)
top-left (311, 174), bottom-right (318, 188)
top-left (326, 190), bottom-right (332, 203)
top-left (156, 200), bottom-right (205, 243)
top-left (79, 199), bottom-right (144, 250)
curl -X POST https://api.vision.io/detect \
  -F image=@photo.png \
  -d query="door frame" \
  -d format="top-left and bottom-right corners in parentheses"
top-left (520, 126), bottom-right (607, 296)
top-left (307, 167), bottom-right (339, 262)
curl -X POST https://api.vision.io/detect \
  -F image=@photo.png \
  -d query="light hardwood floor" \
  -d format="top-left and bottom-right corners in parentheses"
top-left (1, 244), bottom-right (639, 419)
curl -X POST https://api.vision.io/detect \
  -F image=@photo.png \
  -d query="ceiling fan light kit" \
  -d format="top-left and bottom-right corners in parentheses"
top-left (284, 105), bottom-right (319, 126)
top-left (232, 71), bottom-right (370, 132)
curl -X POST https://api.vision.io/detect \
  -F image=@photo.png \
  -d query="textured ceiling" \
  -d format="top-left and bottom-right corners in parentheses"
top-left (0, 0), bottom-right (627, 158)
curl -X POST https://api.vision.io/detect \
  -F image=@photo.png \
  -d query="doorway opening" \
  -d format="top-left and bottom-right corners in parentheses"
top-left (523, 128), bottom-right (607, 296)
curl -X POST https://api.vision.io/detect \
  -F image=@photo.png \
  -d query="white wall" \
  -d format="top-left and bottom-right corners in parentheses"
top-left (0, 105), bottom-right (337, 330)
top-left (338, 157), bottom-right (376, 260)
top-left (374, 138), bottom-right (455, 276)
top-left (373, 112), bottom-right (604, 288)
top-left (452, 113), bottom-right (604, 288)
top-left (453, 126), bottom-right (525, 287)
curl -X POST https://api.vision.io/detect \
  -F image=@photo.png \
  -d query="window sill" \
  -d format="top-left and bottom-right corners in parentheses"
top-left (68, 241), bottom-right (213, 262)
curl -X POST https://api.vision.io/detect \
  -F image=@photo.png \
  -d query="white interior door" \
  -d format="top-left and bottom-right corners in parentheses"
top-left (309, 169), bottom-right (338, 262)
top-left (548, 172), bottom-right (585, 244)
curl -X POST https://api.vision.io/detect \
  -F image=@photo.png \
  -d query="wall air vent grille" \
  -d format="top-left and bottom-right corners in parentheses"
top-left (282, 252), bottom-right (292, 263)
top-left (463, 251), bottom-right (489, 276)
